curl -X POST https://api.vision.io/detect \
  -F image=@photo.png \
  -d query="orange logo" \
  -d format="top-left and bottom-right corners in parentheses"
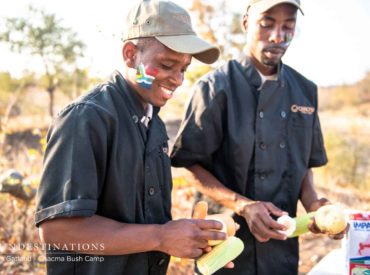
top-left (291, 105), bottom-right (315, 115)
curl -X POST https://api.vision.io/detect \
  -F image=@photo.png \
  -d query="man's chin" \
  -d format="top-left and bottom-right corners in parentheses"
top-left (262, 59), bottom-right (281, 69)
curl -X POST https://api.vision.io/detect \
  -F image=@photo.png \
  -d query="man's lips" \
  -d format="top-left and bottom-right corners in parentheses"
top-left (159, 85), bottom-right (175, 99)
top-left (264, 47), bottom-right (286, 54)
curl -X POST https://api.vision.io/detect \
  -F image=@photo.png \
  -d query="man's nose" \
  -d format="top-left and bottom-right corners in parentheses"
top-left (269, 27), bottom-right (285, 44)
top-left (170, 71), bottom-right (184, 86)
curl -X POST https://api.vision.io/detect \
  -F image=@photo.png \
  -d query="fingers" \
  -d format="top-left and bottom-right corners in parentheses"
top-left (224, 262), bottom-right (234, 269)
top-left (190, 248), bottom-right (204, 259)
top-left (265, 202), bottom-right (287, 217)
top-left (189, 219), bottom-right (227, 242)
top-left (309, 198), bottom-right (331, 212)
top-left (328, 223), bottom-right (349, 240)
top-left (308, 217), bottom-right (322, 234)
top-left (196, 219), bottom-right (223, 231)
top-left (329, 233), bottom-right (345, 240)
top-left (203, 246), bottom-right (212, 253)
top-left (261, 214), bottom-right (286, 231)
top-left (309, 218), bottom-right (349, 240)
top-left (249, 217), bottom-right (287, 242)
top-left (242, 201), bottom-right (288, 242)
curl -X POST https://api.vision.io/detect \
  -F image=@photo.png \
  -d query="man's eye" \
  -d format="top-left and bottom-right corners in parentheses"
top-left (260, 21), bottom-right (273, 28)
top-left (161, 64), bottom-right (172, 70)
top-left (283, 24), bottom-right (295, 31)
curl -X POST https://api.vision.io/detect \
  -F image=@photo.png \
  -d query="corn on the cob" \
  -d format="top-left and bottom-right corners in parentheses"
top-left (192, 201), bottom-right (208, 219)
top-left (196, 236), bottom-right (244, 275)
top-left (314, 204), bottom-right (347, 234)
top-left (289, 212), bottom-right (316, 237)
top-left (280, 204), bottom-right (347, 238)
top-left (206, 214), bottom-right (237, 246)
top-left (277, 215), bottom-right (296, 237)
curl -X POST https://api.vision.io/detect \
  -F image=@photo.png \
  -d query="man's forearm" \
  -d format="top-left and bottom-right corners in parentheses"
top-left (185, 164), bottom-right (253, 215)
top-left (39, 215), bottom-right (161, 255)
top-left (299, 169), bottom-right (320, 212)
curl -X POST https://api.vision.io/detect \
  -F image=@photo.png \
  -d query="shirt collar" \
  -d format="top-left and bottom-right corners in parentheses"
top-left (140, 104), bottom-right (153, 127)
top-left (256, 69), bottom-right (278, 90)
top-left (238, 56), bottom-right (285, 88)
top-left (111, 70), bottom-right (160, 121)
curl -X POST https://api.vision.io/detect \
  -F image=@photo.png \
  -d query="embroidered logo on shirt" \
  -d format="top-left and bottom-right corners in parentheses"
top-left (291, 105), bottom-right (315, 115)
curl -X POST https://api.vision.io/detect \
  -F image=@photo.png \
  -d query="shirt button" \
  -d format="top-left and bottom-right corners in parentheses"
top-left (260, 174), bottom-right (266, 180)
top-left (64, 203), bottom-right (71, 211)
top-left (132, 115), bottom-right (139, 123)
top-left (149, 187), bottom-right (155, 196)
top-left (259, 111), bottom-right (264, 119)
top-left (260, 142), bottom-right (266, 150)
top-left (281, 111), bottom-right (286, 119)
top-left (280, 142), bottom-right (286, 149)
top-left (158, 258), bottom-right (166, 266)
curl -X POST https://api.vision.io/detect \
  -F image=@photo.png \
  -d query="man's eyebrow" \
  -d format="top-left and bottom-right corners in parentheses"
top-left (260, 15), bottom-right (297, 22)
top-left (160, 56), bottom-right (191, 66)
top-left (260, 15), bottom-right (275, 21)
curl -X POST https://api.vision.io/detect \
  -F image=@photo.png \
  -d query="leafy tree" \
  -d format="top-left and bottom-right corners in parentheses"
top-left (190, 0), bottom-right (245, 60)
top-left (186, 0), bottom-right (245, 85)
top-left (0, 72), bottom-right (32, 134)
top-left (0, 5), bottom-right (85, 117)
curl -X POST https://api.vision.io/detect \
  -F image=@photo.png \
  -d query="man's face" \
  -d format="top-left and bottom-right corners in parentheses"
top-left (133, 40), bottom-right (192, 108)
top-left (243, 4), bottom-right (297, 75)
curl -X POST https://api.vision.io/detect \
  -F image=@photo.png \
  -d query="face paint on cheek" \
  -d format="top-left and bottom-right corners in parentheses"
top-left (281, 32), bottom-right (293, 47)
top-left (136, 63), bottom-right (159, 90)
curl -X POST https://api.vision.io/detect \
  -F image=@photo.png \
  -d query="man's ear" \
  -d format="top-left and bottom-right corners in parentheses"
top-left (122, 41), bottom-right (137, 68)
top-left (242, 14), bottom-right (248, 32)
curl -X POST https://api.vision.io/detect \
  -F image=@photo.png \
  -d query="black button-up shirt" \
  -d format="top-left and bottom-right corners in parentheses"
top-left (36, 71), bottom-right (172, 275)
top-left (171, 57), bottom-right (327, 275)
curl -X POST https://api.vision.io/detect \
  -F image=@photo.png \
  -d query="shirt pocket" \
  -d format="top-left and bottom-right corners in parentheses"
top-left (290, 113), bottom-right (314, 128)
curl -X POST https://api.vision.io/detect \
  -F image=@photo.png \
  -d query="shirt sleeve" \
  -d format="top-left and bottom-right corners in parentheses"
top-left (308, 84), bottom-right (328, 168)
top-left (35, 103), bottom-right (113, 226)
top-left (170, 79), bottom-right (226, 169)
top-left (308, 112), bottom-right (328, 168)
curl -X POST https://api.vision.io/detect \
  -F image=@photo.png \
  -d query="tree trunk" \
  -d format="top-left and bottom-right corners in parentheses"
top-left (47, 86), bottom-right (55, 117)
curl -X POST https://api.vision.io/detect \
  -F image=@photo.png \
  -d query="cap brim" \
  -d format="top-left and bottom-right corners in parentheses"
top-left (249, 0), bottom-right (304, 15)
top-left (155, 35), bottom-right (220, 64)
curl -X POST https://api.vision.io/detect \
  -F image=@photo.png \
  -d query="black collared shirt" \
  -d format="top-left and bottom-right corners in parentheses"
top-left (171, 57), bottom-right (327, 275)
top-left (35, 71), bottom-right (172, 274)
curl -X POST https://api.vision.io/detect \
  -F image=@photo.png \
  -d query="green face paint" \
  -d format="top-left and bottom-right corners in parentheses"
top-left (136, 63), bottom-right (159, 90)
top-left (282, 32), bottom-right (293, 47)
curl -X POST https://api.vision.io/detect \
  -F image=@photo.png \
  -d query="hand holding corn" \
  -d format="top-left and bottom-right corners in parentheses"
top-left (238, 201), bottom-right (288, 242)
top-left (160, 218), bottom-right (227, 259)
top-left (192, 201), bottom-right (244, 275)
top-left (277, 204), bottom-right (348, 238)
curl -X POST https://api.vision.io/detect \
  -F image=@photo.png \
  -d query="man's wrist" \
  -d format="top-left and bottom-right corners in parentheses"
top-left (233, 194), bottom-right (252, 216)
